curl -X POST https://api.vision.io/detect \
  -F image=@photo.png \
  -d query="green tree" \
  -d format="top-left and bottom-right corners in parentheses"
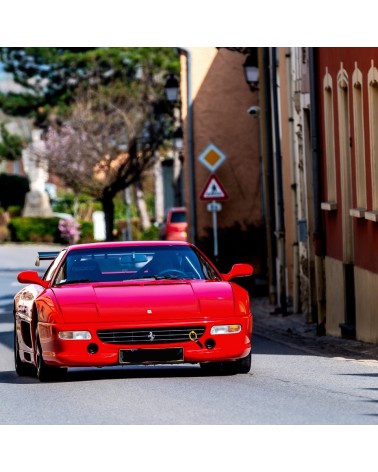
top-left (10, 48), bottom-right (179, 240)
top-left (0, 47), bottom-right (179, 121)
top-left (0, 123), bottom-right (24, 161)
top-left (1, 48), bottom-right (180, 240)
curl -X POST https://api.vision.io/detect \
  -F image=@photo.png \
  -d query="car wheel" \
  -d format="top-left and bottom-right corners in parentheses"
top-left (35, 329), bottom-right (67, 382)
top-left (209, 352), bottom-right (252, 376)
top-left (235, 351), bottom-right (252, 374)
top-left (14, 325), bottom-right (33, 377)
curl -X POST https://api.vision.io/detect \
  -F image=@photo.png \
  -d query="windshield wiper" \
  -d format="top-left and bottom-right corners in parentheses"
top-left (154, 275), bottom-right (182, 280)
top-left (130, 274), bottom-right (186, 281)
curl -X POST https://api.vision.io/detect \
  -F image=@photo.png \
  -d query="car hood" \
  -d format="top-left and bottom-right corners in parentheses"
top-left (52, 280), bottom-right (236, 322)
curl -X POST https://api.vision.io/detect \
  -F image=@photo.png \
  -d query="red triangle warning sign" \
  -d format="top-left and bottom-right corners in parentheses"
top-left (200, 174), bottom-right (229, 200)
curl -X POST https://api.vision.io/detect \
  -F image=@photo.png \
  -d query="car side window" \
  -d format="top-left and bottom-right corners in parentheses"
top-left (192, 250), bottom-right (221, 280)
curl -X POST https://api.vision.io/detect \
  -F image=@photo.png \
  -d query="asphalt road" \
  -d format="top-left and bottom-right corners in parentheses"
top-left (1, 243), bottom-right (377, 472)
top-left (1, 329), bottom-right (378, 424)
top-left (0, 244), bottom-right (378, 426)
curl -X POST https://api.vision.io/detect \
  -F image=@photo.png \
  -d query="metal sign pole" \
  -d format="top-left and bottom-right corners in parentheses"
top-left (212, 200), bottom-right (218, 258)
top-left (207, 200), bottom-right (222, 258)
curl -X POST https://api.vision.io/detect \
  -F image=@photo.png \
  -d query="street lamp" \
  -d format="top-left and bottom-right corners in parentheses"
top-left (172, 126), bottom-right (183, 151)
top-left (243, 49), bottom-right (259, 91)
top-left (164, 73), bottom-right (180, 102)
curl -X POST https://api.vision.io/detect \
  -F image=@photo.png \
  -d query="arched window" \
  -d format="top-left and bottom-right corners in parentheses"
top-left (350, 63), bottom-right (367, 216)
top-left (321, 68), bottom-right (337, 211)
top-left (337, 64), bottom-right (353, 263)
top-left (367, 60), bottom-right (378, 220)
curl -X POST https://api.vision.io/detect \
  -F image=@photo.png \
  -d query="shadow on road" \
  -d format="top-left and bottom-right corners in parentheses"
top-left (339, 373), bottom-right (378, 378)
top-left (0, 330), bottom-right (13, 351)
top-left (0, 363), bottom-right (249, 384)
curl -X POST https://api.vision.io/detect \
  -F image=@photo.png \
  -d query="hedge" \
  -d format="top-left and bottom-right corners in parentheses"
top-left (8, 217), bottom-right (63, 243)
top-left (8, 217), bottom-right (94, 244)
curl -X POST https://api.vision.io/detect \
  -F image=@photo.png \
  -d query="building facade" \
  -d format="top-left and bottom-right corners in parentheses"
top-left (179, 46), bottom-right (378, 344)
top-left (263, 47), bottom-right (378, 342)
top-left (179, 48), bottom-right (267, 287)
top-left (317, 48), bottom-right (378, 342)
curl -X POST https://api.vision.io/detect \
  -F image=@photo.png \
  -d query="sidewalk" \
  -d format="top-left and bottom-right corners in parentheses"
top-left (252, 296), bottom-right (378, 364)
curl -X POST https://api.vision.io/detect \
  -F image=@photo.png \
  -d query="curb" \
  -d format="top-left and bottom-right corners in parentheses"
top-left (252, 297), bottom-right (378, 363)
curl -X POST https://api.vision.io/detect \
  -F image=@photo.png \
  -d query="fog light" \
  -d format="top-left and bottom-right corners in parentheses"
top-left (87, 343), bottom-right (99, 354)
top-left (58, 331), bottom-right (92, 340)
top-left (205, 338), bottom-right (216, 349)
top-left (210, 325), bottom-right (241, 335)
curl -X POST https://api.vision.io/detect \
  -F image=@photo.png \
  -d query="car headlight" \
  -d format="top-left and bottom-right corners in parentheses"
top-left (58, 331), bottom-right (92, 340)
top-left (210, 325), bottom-right (241, 335)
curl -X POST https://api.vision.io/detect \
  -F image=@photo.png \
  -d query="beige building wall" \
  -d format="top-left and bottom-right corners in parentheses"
top-left (325, 256), bottom-right (345, 336)
top-left (180, 48), bottom-right (264, 274)
top-left (325, 262), bottom-right (378, 343)
top-left (354, 267), bottom-right (378, 343)
top-left (278, 48), bottom-right (296, 304)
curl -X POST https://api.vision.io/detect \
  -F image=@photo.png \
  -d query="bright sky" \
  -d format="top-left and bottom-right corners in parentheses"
top-left (0, 1), bottom-right (374, 46)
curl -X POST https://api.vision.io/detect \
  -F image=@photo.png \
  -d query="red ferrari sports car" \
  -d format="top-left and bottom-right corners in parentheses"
top-left (14, 241), bottom-right (253, 381)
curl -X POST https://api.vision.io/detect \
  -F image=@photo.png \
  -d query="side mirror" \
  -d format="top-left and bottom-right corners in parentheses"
top-left (17, 271), bottom-right (48, 288)
top-left (222, 264), bottom-right (254, 281)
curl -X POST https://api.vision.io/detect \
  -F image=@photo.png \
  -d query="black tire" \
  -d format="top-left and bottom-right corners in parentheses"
top-left (35, 329), bottom-right (67, 382)
top-left (201, 351), bottom-right (252, 376)
top-left (14, 324), bottom-right (33, 377)
top-left (235, 351), bottom-right (252, 374)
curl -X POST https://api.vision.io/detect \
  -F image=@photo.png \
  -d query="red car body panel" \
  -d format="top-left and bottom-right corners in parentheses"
top-left (14, 241), bottom-right (253, 376)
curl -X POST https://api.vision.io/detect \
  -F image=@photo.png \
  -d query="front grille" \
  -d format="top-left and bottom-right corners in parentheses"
top-left (97, 326), bottom-right (205, 345)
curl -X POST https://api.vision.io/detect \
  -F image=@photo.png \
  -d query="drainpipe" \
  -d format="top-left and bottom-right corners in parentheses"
top-left (271, 47), bottom-right (287, 314)
top-left (178, 47), bottom-right (197, 244)
top-left (285, 47), bottom-right (300, 313)
top-left (260, 47), bottom-right (277, 305)
top-left (309, 47), bottom-right (326, 334)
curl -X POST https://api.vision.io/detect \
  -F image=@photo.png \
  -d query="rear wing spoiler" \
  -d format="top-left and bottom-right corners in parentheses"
top-left (35, 251), bottom-right (61, 267)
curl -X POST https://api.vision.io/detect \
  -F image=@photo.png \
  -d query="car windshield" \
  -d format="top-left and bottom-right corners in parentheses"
top-left (53, 245), bottom-right (221, 285)
top-left (170, 211), bottom-right (186, 223)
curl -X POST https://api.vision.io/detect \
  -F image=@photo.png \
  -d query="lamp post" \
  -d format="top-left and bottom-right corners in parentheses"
top-left (243, 49), bottom-right (259, 91)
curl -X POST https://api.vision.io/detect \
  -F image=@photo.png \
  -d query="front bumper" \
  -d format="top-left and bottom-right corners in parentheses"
top-left (38, 317), bottom-right (252, 367)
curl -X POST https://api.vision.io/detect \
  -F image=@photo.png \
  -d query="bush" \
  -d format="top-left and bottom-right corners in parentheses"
top-left (8, 217), bottom-right (63, 243)
top-left (7, 205), bottom-right (22, 217)
top-left (58, 218), bottom-right (81, 245)
top-left (78, 221), bottom-right (94, 243)
top-left (139, 225), bottom-right (159, 241)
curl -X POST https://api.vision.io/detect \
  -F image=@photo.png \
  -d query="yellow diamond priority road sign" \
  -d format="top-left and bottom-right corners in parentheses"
top-left (198, 144), bottom-right (226, 172)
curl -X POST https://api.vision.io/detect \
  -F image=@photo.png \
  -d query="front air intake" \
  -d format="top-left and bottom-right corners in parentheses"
top-left (97, 326), bottom-right (205, 345)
